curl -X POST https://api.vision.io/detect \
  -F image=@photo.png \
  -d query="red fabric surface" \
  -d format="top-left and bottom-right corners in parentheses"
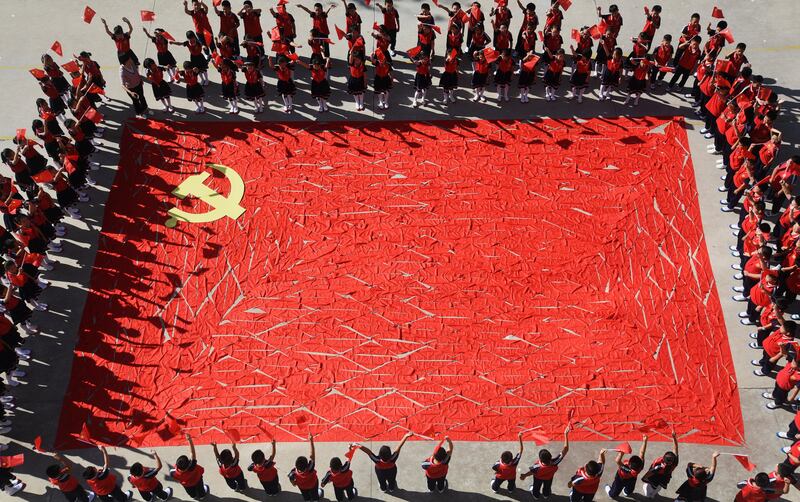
top-left (56, 117), bottom-right (743, 448)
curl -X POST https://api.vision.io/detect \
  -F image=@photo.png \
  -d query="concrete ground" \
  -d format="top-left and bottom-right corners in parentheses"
top-left (0, 0), bottom-right (799, 500)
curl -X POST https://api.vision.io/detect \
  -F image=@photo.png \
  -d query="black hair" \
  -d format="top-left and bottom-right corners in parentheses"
top-left (46, 465), bottom-right (62, 478)
top-left (609, 4), bottom-right (619, 12)
top-left (754, 472), bottom-right (770, 488)
top-left (295, 456), bottom-right (309, 471)
top-left (792, 155), bottom-right (800, 164)
top-left (664, 451), bottom-right (678, 465)
top-left (691, 12), bottom-right (700, 19)
top-left (143, 57), bottom-right (156, 69)
top-left (130, 463), bottom-right (144, 477)
top-left (32, 119), bottom-right (44, 130)
top-left (421, 3), bottom-right (430, 10)
top-left (539, 449), bottom-right (553, 464)
top-left (500, 451), bottom-right (513, 463)
top-left (652, 5), bottom-right (662, 13)
top-left (740, 67), bottom-right (752, 79)
top-left (251, 450), bottom-right (266, 464)
top-left (784, 320), bottom-right (797, 335)
top-left (736, 42), bottom-right (747, 50)
top-left (82, 466), bottom-right (98, 479)
top-left (221, 0), bottom-right (231, 7)
top-left (379, 445), bottom-right (393, 461)
top-left (433, 447), bottom-right (447, 462)
top-left (219, 449), bottom-right (234, 466)
top-left (330, 457), bottom-right (343, 471)
top-left (663, 34), bottom-right (672, 42)
top-left (585, 460), bottom-right (601, 476)
top-left (691, 35), bottom-right (702, 44)
top-left (113, 25), bottom-right (124, 35)
top-left (175, 455), bottom-right (190, 470)
top-left (717, 21), bottom-right (728, 30)
top-left (629, 455), bottom-right (644, 471)
top-left (693, 466), bottom-right (708, 480)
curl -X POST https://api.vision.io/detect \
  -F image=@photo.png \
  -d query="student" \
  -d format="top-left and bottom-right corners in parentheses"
top-left (412, 54), bottom-right (433, 108)
top-left (101, 17), bottom-right (137, 65)
top-left (347, 54), bottom-right (367, 111)
top-left (650, 35), bottom-right (673, 89)
top-left (296, 57), bottom-right (331, 113)
top-left (624, 56), bottom-right (653, 106)
top-left (128, 451), bottom-right (172, 502)
top-left (569, 48), bottom-right (591, 103)
top-left (517, 51), bottom-right (538, 103)
top-left (753, 319), bottom-right (794, 377)
top-left (342, 1), bottom-right (362, 34)
top-left (674, 13), bottom-right (701, 65)
top-left (669, 36), bottom-right (702, 90)
top-left (177, 61), bottom-right (205, 114)
top-left (0, 461), bottom-right (24, 496)
top-left (83, 446), bottom-right (132, 502)
top-left (491, 432), bottom-right (524, 493)
top-left (439, 49), bottom-right (459, 104)
top-left (519, 426), bottom-right (570, 499)
top-left (371, 50), bottom-right (393, 110)
top-left (543, 48), bottom-right (565, 102)
top-left (494, 50), bottom-right (514, 102)
top-left (568, 448), bottom-right (606, 502)
top-left (212, 440), bottom-right (247, 492)
top-left (170, 434), bottom-right (209, 500)
top-left (183, 0), bottom-right (216, 52)
top-left (248, 438), bottom-right (280, 496)
top-left (297, 3), bottom-right (335, 58)
top-left (47, 453), bottom-right (93, 502)
top-left (641, 5), bottom-right (662, 47)
top-left (376, 1), bottom-right (400, 56)
top-left (514, 1), bottom-right (539, 56)
top-left (214, 0), bottom-right (241, 54)
top-left (242, 61), bottom-right (266, 113)
top-left (605, 436), bottom-right (648, 499)
top-left (599, 48), bottom-right (623, 101)
top-left (142, 28), bottom-right (178, 81)
top-left (321, 449), bottom-right (358, 501)
top-left (422, 437), bottom-right (454, 493)
top-left (289, 435), bottom-right (323, 501)
top-left (765, 358), bottom-right (800, 409)
top-left (268, 55), bottom-right (295, 114)
top-left (675, 451), bottom-right (718, 502)
top-left (735, 472), bottom-right (774, 501)
top-left (596, 4), bottom-right (623, 38)
top-left (142, 58), bottom-right (174, 113)
top-left (359, 432), bottom-right (413, 493)
top-left (641, 431), bottom-right (679, 498)
top-left (178, 31), bottom-right (210, 86)
top-left (471, 50), bottom-right (490, 102)
top-left (238, 1), bottom-right (263, 45)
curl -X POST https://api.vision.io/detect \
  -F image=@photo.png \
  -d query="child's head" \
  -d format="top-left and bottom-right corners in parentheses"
top-left (143, 57), bottom-right (156, 70)
top-left (716, 21), bottom-right (728, 32)
top-left (692, 466), bottom-right (707, 480)
top-left (652, 5), bottom-right (662, 14)
top-left (754, 472), bottom-right (770, 488)
top-left (500, 451), bottom-right (513, 464)
top-left (346, 2), bottom-right (356, 12)
top-left (129, 463), bottom-right (144, 477)
top-left (662, 34), bottom-right (672, 43)
top-left (330, 457), bottom-right (343, 472)
top-left (378, 445), bottom-right (393, 461)
top-left (218, 449), bottom-right (234, 467)
top-left (628, 455), bottom-right (644, 471)
top-left (175, 455), bottom-right (191, 471)
top-left (186, 30), bottom-right (197, 41)
top-left (251, 449), bottom-right (266, 464)
top-left (433, 447), bottom-right (447, 462)
top-left (182, 61), bottom-right (193, 71)
top-left (82, 466), bottom-right (98, 480)
top-left (295, 456), bottom-right (309, 472)
top-left (609, 4), bottom-right (619, 13)
top-left (243, 1), bottom-right (253, 9)
top-left (314, 3), bottom-right (323, 13)
top-left (221, 0), bottom-right (231, 11)
top-left (32, 119), bottom-right (44, 131)
top-left (46, 465), bottom-right (62, 478)
top-left (585, 460), bottom-right (601, 477)
top-left (690, 12), bottom-right (700, 22)
top-left (539, 449), bottom-right (553, 465)
top-left (736, 42), bottom-right (747, 53)
top-left (556, 48), bottom-right (566, 60)
top-left (663, 451), bottom-right (678, 466)
top-left (113, 25), bottom-right (124, 36)
top-left (690, 35), bottom-right (701, 47)
top-left (421, 3), bottom-right (430, 13)
top-left (612, 47), bottom-right (623, 59)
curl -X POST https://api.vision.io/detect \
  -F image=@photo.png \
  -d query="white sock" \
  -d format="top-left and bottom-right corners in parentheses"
top-left (286, 95), bottom-right (293, 107)
top-left (282, 95), bottom-right (289, 108)
top-left (420, 89), bottom-right (427, 101)
top-left (383, 92), bottom-right (389, 106)
top-left (478, 87), bottom-right (484, 98)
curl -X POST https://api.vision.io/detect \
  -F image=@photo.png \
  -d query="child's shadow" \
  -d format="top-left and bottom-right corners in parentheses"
top-left (390, 488), bottom-right (571, 501)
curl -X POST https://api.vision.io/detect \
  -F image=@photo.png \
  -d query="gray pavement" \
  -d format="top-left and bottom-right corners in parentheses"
top-left (0, 0), bottom-right (799, 501)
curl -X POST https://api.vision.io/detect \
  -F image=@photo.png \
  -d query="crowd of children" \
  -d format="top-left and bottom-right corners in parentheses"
top-left (0, 0), bottom-right (798, 500)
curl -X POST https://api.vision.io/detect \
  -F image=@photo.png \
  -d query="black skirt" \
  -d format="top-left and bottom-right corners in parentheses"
top-left (675, 480), bottom-right (708, 501)
top-left (276, 79), bottom-right (296, 96)
top-left (27, 237), bottom-right (48, 255)
top-left (186, 83), bottom-right (204, 101)
top-left (7, 301), bottom-right (31, 325)
top-left (157, 51), bottom-right (178, 67)
top-left (570, 72), bottom-right (589, 88)
top-left (373, 75), bottom-right (392, 93)
top-left (18, 281), bottom-right (42, 302)
top-left (494, 69), bottom-right (513, 86)
top-left (244, 81), bottom-right (265, 98)
top-left (44, 141), bottom-right (60, 161)
top-left (56, 186), bottom-right (79, 208)
top-left (472, 71), bottom-right (488, 88)
top-left (596, 45), bottom-right (609, 65)
top-left (152, 81), bottom-right (172, 100)
top-left (628, 76), bottom-right (646, 92)
top-left (44, 206), bottom-right (64, 224)
top-left (517, 69), bottom-right (535, 87)
top-left (26, 155), bottom-right (47, 176)
top-left (414, 73), bottom-right (432, 90)
top-left (439, 71), bottom-right (458, 90)
top-left (347, 75), bottom-right (366, 94)
top-left (221, 81), bottom-right (239, 99)
top-left (543, 70), bottom-right (562, 87)
top-left (601, 68), bottom-right (620, 86)
top-left (13, 171), bottom-right (35, 190)
top-left (190, 53), bottom-right (208, 71)
top-left (49, 96), bottom-right (66, 116)
top-left (52, 76), bottom-right (70, 94)
top-left (311, 79), bottom-right (331, 98)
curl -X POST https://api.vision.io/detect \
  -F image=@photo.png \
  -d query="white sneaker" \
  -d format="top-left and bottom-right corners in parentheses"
top-left (34, 303), bottom-right (48, 312)
top-left (161, 487), bottom-right (173, 500)
top-left (11, 370), bottom-right (25, 378)
top-left (0, 426), bottom-right (11, 433)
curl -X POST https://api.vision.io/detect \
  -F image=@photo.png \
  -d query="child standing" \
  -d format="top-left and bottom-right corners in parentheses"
top-left (471, 51), bottom-right (490, 102)
top-left (359, 432), bottom-right (413, 493)
top-left (439, 49), bottom-right (459, 104)
top-left (128, 451), bottom-right (172, 502)
top-left (517, 51), bottom-right (538, 103)
top-left (142, 28), bottom-right (178, 81)
top-left (494, 50), bottom-right (514, 102)
top-left (179, 31), bottom-right (210, 86)
top-left (248, 438), bottom-right (280, 496)
top-left (212, 440), bottom-right (247, 492)
top-left (568, 448), bottom-right (606, 502)
top-left (543, 48), bottom-right (566, 102)
top-left (177, 62), bottom-right (205, 113)
top-left (289, 435), bottom-right (323, 501)
top-left (624, 56), bottom-right (652, 106)
top-left (412, 54), bottom-right (432, 108)
top-left (675, 451), bottom-right (718, 502)
top-left (212, 57), bottom-right (240, 114)
top-left (347, 54), bottom-right (367, 111)
top-left (605, 436), bottom-right (648, 499)
top-left (82, 446), bottom-right (133, 502)
top-left (641, 431), bottom-right (679, 498)
top-left (422, 437), bottom-right (454, 493)
top-left (321, 448), bottom-right (358, 501)
top-left (569, 48), bottom-right (591, 103)
top-left (520, 425), bottom-right (570, 500)
top-left (243, 61), bottom-right (266, 113)
top-left (268, 55), bottom-right (296, 113)
top-left (372, 50), bottom-right (393, 110)
top-left (47, 453), bottom-right (93, 502)
top-left (170, 434), bottom-right (209, 500)
top-left (297, 58), bottom-right (331, 113)
top-left (142, 58), bottom-right (174, 113)
top-left (599, 47), bottom-right (623, 101)
top-left (491, 432), bottom-right (524, 493)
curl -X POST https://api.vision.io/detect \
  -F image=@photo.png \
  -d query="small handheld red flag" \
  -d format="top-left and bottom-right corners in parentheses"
top-left (432, 438), bottom-right (445, 455)
top-left (62, 60), bottom-right (81, 73)
top-left (160, 30), bottom-right (175, 42)
top-left (483, 46), bottom-right (500, 63)
top-left (29, 68), bottom-right (47, 80)
top-left (558, 0), bottom-right (572, 10)
top-left (270, 26), bottom-right (281, 41)
top-left (373, 22), bottom-right (380, 32)
top-left (733, 455), bottom-right (756, 471)
top-left (711, 6), bottom-right (724, 18)
top-left (224, 428), bottom-right (241, 442)
top-left (432, 0), bottom-right (440, 6)
top-left (141, 10), bottom-right (155, 22)
top-left (522, 55), bottom-right (540, 72)
top-left (83, 6), bottom-right (96, 24)
top-left (51, 41), bottom-right (63, 57)
top-left (615, 442), bottom-right (633, 454)
top-left (286, 52), bottom-right (299, 61)
top-left (365, 0), bottom-right (371, 5)
top-left (277, 0), bottom-right (288, 5)
top-left (87, 84), bottom-right (105, 95)
top-left (335, 25), bottom-right (346, 40)
top-left (344, 444), bottom-right (359, 461)
top-left (79, 423), bottom-right (94, 444)
top-left (432, 25), bottom-right (442, 34)
top-left (471, 5), bottom-right (480, 19)
top-left (719, 28), bottom-right (735, 44)
top-left (0, 454), bottom-right (24, 468)
top-left (529, 431), bottom-right (549, 446)
top-left (33, 435), bottom-right (43, 451)
top-left (588, 25), bottom-right (602, 39)
top-left (658, 66), bottom-right (675, 73)
top-left (571, 28), bottom-right (580, 43)
top-left (213, 0), bottom-right (223, 6)
top-left (84, 108), bottom-right (104, 124)
top-left (375, 49), bottom-right (386, 62)
top-left (597, 18), bottom-right (608, 34)
top-left (448, 48), bottom-right (458, 60)
top-left (406, 45), bottom-right (422, 58)
top-left (15, 129), bottom-right (26, 141)
top-left (537, 30), bottom-right (544, 42)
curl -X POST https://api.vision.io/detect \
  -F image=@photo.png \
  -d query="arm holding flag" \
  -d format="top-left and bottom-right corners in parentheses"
top-left (153, 451), bottom-right (163, 474)
top-left (268, 437), bottom-right (277, 463)
top-left (186, 433), bottom-right (197, 462)
top-left (99, 446), bottom-right (110, 471)
top-left (309, 434), bottom-right (316, 463)
top-left (561, 425), bottom-right (571, 458)
top-left (396, 431), bottom-right (413, 456)
top-left (639, 435), bottom-right (648, 463)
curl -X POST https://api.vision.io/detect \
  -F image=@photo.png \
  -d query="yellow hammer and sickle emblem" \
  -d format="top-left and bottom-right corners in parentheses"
top-left (165, 163), bottom-right (246, 228)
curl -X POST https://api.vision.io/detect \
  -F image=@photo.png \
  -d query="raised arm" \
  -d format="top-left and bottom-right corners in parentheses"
top-left (639, 436), bottom-right (648, 462)
top-left (142, 27), bottom-right (156, 41)
top-left (123, 17), bottom-right (133, 36)
top-left (183, 0), bottom-right (193, 16)
top-left (268, 438), bottom-right (276, 463)
top-left (670, 431), bottom-right (679, 457)
top-left (211, 442), bottom-right (220, 459)
top-left (517, 432), bottom-right (524, 457)
top-left (153, 451), bottom-right (163, 473)
top-left (709, 451), bottom-right (719, 476)
top-left (297, 4), bottom-right (313, 14)
top-left (309, 434), bottom-right (316, 462)
top-left (101, 19), bottom-right (114, 37)
top-left (232, 442), bottom-right (239, 464)
top-left (100, 446), bottom-right (110, 470)
top-left (614, 451), bottom-right (624, 466)
top-left (396, 431), bottom-right (413, 454)
top-left (561, 425), bottom-right (570, 458)
top-left (445, 436), bottom-right (454, 456)
top-left (186, 434), bottom-right (196, 462)
top-left (598, 448), bottom-right (606, 465)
